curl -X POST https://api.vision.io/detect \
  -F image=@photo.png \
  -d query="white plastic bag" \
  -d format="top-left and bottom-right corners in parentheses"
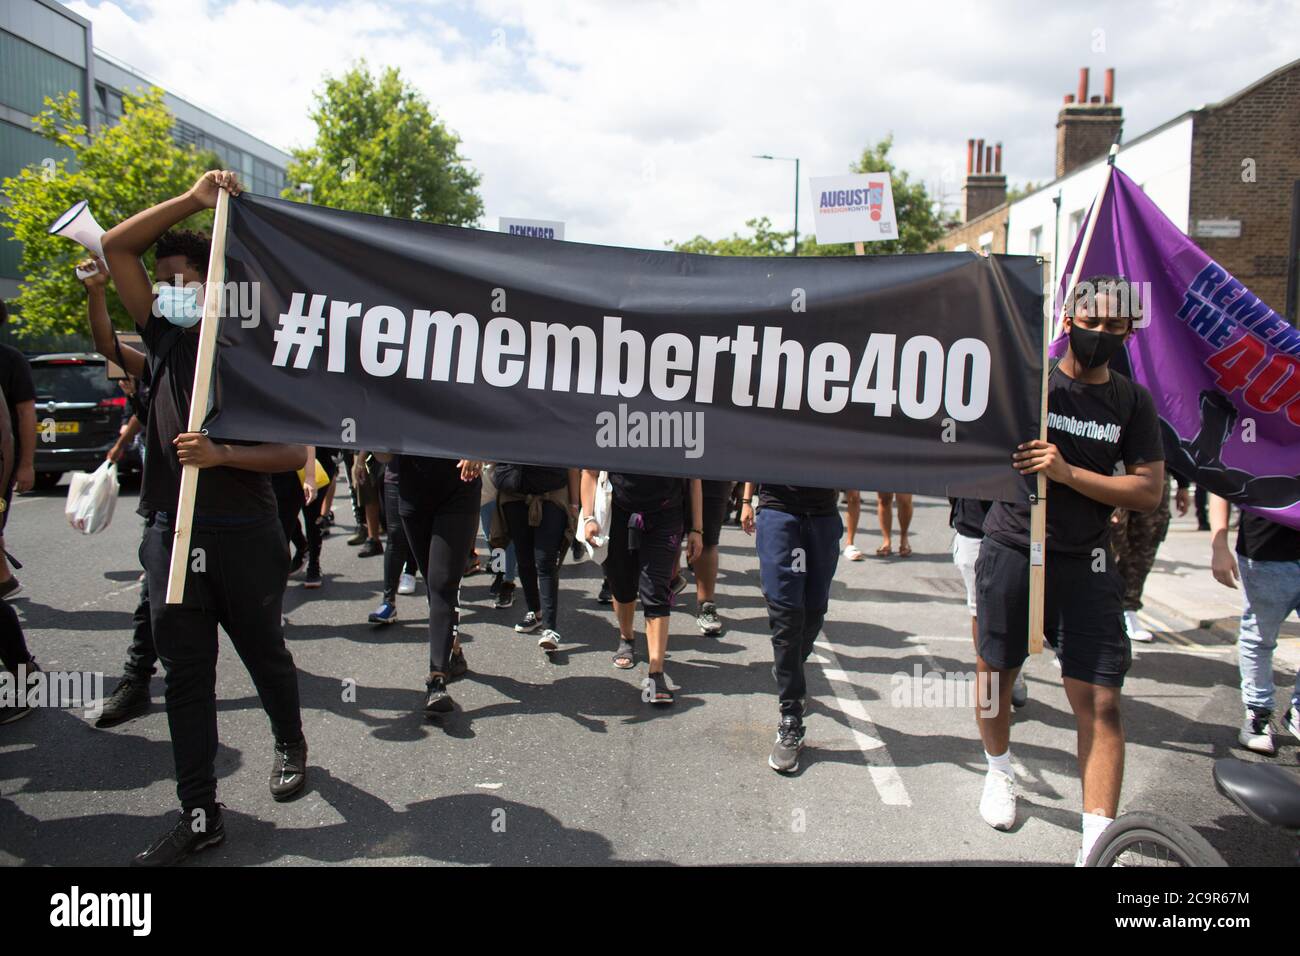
top-left (65, 461), bottom-right (118, 534)
top-left (576, 470), bottom-right (613, 565)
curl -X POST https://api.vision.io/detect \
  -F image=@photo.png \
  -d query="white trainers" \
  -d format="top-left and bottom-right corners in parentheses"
top-left (1238, 711), bottom-right (1276, 755)
top-left (1124, 610), bottom-right (1153, 643)
top-left (397, 572), bottom-right (417, 595)
top-left (979, 769), bottom-right (1017, 830)
top-left (538, 628), bottom-right (561, 651)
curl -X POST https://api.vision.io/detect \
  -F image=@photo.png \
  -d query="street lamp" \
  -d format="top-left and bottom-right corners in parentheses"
top-left (753, 154), bottom-right (799, 255)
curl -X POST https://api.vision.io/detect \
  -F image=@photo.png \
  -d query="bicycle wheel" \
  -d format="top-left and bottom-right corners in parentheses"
top-left (1085, 811), bottom-right (1227, 867)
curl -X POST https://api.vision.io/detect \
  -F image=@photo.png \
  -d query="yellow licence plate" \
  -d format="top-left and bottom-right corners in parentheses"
top-left (54, 421), bottom-right (80, 434)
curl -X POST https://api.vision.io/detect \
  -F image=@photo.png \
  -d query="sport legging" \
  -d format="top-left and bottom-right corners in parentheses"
top-left (400, 506), bottom-right (479, 674)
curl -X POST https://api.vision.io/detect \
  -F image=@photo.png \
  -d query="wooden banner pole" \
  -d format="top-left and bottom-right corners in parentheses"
top-left (1028, 146), bottom-right (1117, 652)
top-left (165, 188), bottom-right (231, 604)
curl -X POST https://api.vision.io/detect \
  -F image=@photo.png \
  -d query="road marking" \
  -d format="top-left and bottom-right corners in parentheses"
top-left (474, 782), bottom-right (503, 790)
top-left (815, 637), bottom-right (912, 807)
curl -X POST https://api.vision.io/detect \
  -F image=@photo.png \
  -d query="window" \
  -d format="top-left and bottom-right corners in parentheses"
top-left (1068, 209), bottom-right (1085, 246)
top-left (1028, 227), bottom-right (1042, 255)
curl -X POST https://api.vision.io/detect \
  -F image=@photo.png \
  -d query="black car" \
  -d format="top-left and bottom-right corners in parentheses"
top-left (30, 353), bottom-right (140, 490)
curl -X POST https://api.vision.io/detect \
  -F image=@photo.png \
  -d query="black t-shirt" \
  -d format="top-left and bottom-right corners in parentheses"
top-left (757, 485), bottom-right (838, 516)
top-left (138, 321), bottom-right (277, 522)
top-left (0, 344), bottom-right (35, 461)
top-left (1236, 513), bottom-right (1300, 562)
top-left (701, 479), bottom-right (733, 500)
top-left (608, 473), bottom-right (683, 513)
top-left (983, 365), bottom-right (1163, 555)
top-left (397, 454), bottom-right (480, 516)
top-left (949, 497), bottom-right (992, 539)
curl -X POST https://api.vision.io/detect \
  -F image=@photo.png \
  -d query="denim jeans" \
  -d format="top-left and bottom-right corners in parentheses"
top-left (1238, 556), bottom-right (1300, 714)
top-left (755, 508), bottom-right (842, 717)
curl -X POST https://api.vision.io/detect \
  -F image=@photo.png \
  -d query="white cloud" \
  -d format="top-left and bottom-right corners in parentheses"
top-left (70, 0), bottom-right (1300, 249)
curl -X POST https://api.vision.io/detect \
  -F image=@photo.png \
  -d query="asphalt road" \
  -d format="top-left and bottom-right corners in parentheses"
top-left (1, 482), bottom-right (1295, 866)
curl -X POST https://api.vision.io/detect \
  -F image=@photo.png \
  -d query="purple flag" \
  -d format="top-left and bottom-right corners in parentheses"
top-left (1050, 166), bottom-right (1300, 530)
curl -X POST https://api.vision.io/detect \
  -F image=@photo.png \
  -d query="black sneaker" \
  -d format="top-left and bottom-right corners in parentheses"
top-left (346, 529), bottom-right (368, 546)
top-left (768, 715), bottom-right (805, 774)
top-left (132, 806), bottom-right (225, 867)
top-left (0, 578), bottom-right (21, 601)
top-left (446, 648), bottom-right (468, 682)
top-left (424, 675), bottom-right (454, 715)
top-left (95, 675), bottom-right (151, 728)
top-left (515, 610), bottom-right (542, 633)
top-left (357, 538), bottom-right (384, 558)
top-left (0, 660), bottom-right (39, 725)
top-left (597, 580), bottom-right (613, 604)
top-left (489, 572), bottom-right (503, 596)
top-left (303, 559), bottom-right (322, 589)
top-left (495, 581), bottom-right (516, 609)
top-left (270, 737), bottom-right (308, 801)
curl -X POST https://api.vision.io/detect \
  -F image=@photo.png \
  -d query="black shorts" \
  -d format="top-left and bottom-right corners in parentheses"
top-left (700, 483), bottom-right (732, 547)
top-left (603, 503), bottom-right (682, 618)
top-left (975, 536), bottom-right (1131, 687)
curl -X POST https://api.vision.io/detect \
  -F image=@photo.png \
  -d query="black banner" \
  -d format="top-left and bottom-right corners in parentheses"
top-left (207, 195), bottom-right (1043, 502)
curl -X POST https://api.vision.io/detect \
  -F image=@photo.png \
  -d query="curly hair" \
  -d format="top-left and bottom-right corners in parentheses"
top-left (154, 229), bottom-right (211, 278)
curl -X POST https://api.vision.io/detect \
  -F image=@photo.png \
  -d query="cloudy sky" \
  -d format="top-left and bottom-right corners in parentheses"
top-left (70, 0), bottom-right (1300, 249)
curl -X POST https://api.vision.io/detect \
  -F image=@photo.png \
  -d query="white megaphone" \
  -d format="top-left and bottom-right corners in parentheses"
top-left (48, 200), bottom-right (106, 280)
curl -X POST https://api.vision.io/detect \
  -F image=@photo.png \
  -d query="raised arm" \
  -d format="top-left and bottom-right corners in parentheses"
top-left (80, 257), bottom-right (145, 378)
top-left (101, 170), bottom-right (242, 329)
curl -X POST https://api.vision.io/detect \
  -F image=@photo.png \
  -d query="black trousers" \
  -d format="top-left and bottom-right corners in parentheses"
top-left (142, 516), bottom-right (302, 811)
top-left (401, 505), bottom-right (478, 674)
top-left (382, 480), bottom-right (411, 603)
top-left (273, 472), bottom-right (322, 560)
top-left (502, 498), bottom-right (566, 630)
top-left (123, 563), bottom-right (157, 680)
top-left (0, 600), bottom-right (32, 673)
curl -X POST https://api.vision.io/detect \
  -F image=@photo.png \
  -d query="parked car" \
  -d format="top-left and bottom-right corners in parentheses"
top-left (29, 353), bottom-right (140, 490)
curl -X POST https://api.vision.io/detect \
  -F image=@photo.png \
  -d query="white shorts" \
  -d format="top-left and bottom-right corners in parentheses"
top-left (952, 532), bottom-right (983, 616)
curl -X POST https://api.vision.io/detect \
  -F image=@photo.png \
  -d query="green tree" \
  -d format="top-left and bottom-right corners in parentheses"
top-left (1006, 180), bottom-right (1041, 205)
top-left (285, 62), bottom-right (483, 224)
top-left (0, 88), bottom-right (217, 340)
top-left (670, 136), bottom-right (944, 257)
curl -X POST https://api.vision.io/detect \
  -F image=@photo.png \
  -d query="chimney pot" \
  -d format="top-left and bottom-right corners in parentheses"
top-left (1104, 68), bottom-right (1115, 103)
top-left (1090, 95), bottom-right (1101, 104)
top-left (966, 138), bottom-right (974, 174)
top-left (1064, 94), bottom-right (1075, 104)
top-left (994, 142), bottom-right (1003, 173)
top-left (1077, 67), bottom-right (1089, 104)
top-left (985, 146), bottom-right (992, 173)
top-left (976, 138), bottom-right (984, 173)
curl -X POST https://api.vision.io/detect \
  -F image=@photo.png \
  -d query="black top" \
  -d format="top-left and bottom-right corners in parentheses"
top-left (1236, 512), bottom-right (1300, 562)
top-left (949, 497), bottom-right (992, 539)
top-left (0, 344), bottom-right (34, 461)
top-left (608, 473), bottom-right (683, 513)
top-left (494, 463), bottom-right (568, 496)
top-left (138, 321), bottom-right (277, 522)
top-left (757, 484), bottom-right (839, 516)
top-left (983, 365), bottom-right (1163, 555)
top-left (701, 479), bottom-right (733, 500)
top-left (397, 454), bottom-right (480, 515)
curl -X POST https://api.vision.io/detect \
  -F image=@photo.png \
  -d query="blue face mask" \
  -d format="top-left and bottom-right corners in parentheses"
top-left (154, 284), bottom-right (202, 328)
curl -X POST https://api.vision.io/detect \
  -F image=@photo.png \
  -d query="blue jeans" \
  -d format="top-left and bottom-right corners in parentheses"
top-left (1238, 556), bottom-right (1300, 714)
top-left (480, 501), bottom-right (516, 582)
top-left (755, 508), bottom-right (842, 717)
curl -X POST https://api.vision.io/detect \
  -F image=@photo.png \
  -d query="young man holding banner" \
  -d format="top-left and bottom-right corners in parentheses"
top-left (974, 276), bottom-right (1164, 863)
top-left (102, 171), bottom-right (309, 866)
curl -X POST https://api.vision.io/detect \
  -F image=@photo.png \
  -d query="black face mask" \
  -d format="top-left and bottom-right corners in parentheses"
top-left (1068, 324), bottom-right (1126, 370)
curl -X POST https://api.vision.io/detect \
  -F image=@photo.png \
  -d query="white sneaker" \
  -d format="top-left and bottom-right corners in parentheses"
top-left (1125, 610), bottom-right (1153, 643)
top-left (398, 572), bottom-right (416, 595)
top-left (1238, 712), bottom-right (1276, 755)
top-left (1011, 671), bottom-right (1028, 709)
top-left (979, 769), bottom-right (1017, 830)
top-left (538, 628), bottom-right (561, 651)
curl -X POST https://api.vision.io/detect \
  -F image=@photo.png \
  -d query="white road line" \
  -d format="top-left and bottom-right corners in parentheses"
top-left (815, 637), bottom-right (912, 807)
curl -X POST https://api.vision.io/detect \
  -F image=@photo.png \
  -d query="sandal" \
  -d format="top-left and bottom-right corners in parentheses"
top-left (898, 541), bottom-right (913, 558)
top-left (613, 639), bottom-right (635, 669)
top-left (875, 543), bottom-right (892, 557)
top-left (843, 545), bottom-right (865, 561)
top-left (647, 671), bottom-right (674, 705)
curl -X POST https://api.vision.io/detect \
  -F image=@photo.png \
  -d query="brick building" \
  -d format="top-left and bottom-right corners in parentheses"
top-left (941, 61), bottom-right (1300, 322)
